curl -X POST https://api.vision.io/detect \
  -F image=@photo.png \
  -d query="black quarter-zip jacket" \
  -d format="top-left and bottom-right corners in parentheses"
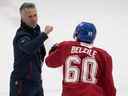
top-left (12, 21), bottom-right (48, 81)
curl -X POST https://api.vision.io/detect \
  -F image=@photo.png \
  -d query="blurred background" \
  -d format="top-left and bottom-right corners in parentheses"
top-left (0, 0), bottom-right (128, 96)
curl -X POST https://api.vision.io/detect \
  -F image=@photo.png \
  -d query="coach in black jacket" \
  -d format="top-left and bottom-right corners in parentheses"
top-left (10, 2), bottom-right (53, 96)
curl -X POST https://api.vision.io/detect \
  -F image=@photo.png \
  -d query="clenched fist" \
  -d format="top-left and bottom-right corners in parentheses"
top-left (44, 25), bottom-right (53, 34)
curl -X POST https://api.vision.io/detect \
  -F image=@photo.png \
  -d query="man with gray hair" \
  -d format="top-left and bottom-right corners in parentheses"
top-left (10, 2), bottom-right (53, 96)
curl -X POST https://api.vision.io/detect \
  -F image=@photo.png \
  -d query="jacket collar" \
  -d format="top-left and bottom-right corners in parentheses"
top-left (21, 21), bottom-right (40, 32)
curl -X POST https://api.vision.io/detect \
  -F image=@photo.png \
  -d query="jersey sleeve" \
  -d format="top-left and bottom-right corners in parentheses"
top-left (101, 52), bottom-right (116, 96)
top-left (45, 43), bottom-right (64, 68)
top-left (48, 43), bottom-right (58, 54)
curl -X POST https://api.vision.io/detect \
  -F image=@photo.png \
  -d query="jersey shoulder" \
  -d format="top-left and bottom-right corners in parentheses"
top-left (94, 47), bottom-right (111, 58)
top-left (58, 40), bottom-right (79, 47)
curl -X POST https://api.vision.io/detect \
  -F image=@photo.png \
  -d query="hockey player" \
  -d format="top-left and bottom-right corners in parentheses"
top-left (45, 22), bottom-right (116, 96)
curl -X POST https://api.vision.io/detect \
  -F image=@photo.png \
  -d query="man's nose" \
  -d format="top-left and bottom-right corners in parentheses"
top-left (31, 17), bottom-right (37, 22)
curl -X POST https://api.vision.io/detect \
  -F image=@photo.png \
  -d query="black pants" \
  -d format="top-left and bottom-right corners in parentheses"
top-left (10, 74), bottom-right (44, 96)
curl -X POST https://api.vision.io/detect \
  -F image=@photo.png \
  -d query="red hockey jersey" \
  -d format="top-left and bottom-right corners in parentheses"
top-left (45, 41), bottom-right (116, 96)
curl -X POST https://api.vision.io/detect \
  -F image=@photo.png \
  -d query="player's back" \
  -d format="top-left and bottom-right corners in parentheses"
top-left (46, 40), bottom-right (115, 96)
top-left (59, 41), bottom-right (109, 96)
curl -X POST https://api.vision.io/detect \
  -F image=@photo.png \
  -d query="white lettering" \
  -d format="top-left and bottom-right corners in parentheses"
top-left (71, 46), bottom-right (97, 57)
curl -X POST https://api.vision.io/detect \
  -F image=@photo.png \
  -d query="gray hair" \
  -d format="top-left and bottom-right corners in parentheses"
top-left (20, 2), bottom-right (36, 12)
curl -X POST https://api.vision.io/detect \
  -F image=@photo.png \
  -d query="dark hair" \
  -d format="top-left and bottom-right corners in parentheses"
top-left (20, 2), bottom-right (36, 12)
